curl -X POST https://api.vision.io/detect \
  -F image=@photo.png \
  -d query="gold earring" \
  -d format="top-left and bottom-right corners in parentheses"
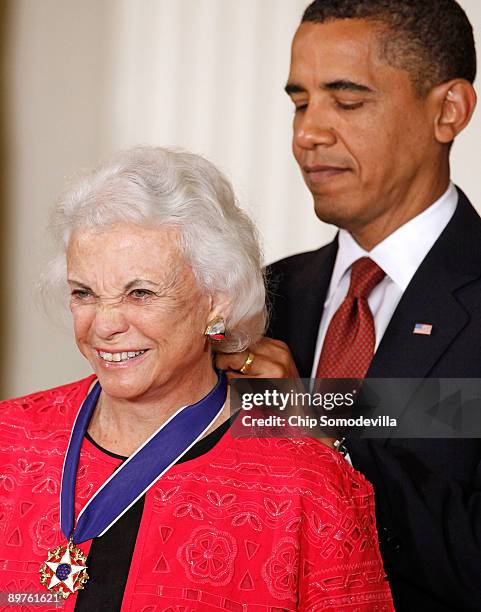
top-left (204, 316), bottom-right (226, 342)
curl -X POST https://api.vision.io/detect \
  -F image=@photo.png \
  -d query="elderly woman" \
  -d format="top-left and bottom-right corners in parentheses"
top-left (0, 147), bottom-right (393, 611)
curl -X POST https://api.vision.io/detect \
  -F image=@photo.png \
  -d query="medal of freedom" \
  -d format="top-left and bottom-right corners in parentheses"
top-left (40, 539), bottom-right (88, 598)
top-left (39, 372), bottom-right (227, 598)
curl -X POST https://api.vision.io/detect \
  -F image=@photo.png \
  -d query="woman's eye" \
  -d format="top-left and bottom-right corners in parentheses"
top-left (129, 289), bottom-right (154, 300)
top-left (71, 289), bottom-right (92, 300)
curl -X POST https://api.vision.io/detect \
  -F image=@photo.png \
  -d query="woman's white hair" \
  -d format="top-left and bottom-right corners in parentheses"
top-left (42, 146), bottom-right (267, 352)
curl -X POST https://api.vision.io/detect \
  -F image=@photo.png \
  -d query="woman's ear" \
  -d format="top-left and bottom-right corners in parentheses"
top-left (204, 292), bottom-right (231, 342)
top-left (431, 79), bottom-right (477, 144)
top-left (206, 292), bottom-right (231, 322)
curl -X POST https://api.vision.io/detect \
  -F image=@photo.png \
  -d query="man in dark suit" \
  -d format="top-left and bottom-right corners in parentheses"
top-left (219, 0), bottom-right (480, 609)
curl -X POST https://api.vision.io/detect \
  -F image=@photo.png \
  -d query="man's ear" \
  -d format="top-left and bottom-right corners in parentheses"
top-left (431, 79), bottom-right (477, 144)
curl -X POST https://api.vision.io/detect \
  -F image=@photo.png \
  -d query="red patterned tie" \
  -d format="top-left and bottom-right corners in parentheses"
top-left (316, 257), bottom-right (385, 379)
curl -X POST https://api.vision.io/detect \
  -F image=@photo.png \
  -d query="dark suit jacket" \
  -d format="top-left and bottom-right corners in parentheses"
top-left (267, 188), bottom-right (481, 611)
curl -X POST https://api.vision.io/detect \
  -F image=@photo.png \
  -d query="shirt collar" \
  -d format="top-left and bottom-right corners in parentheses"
top-left (327, 183), bottom-right (458, 301)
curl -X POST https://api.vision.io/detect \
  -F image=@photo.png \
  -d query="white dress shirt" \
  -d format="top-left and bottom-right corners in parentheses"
top-left (310, 182), bottom-right (458, 378)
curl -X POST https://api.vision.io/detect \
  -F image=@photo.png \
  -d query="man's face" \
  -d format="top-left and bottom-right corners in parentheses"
top-left (287, 19), bottom-right (441, 243)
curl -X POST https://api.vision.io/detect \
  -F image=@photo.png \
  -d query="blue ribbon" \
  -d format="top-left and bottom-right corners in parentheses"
top-left (60, 370), bottom-right (227, 544)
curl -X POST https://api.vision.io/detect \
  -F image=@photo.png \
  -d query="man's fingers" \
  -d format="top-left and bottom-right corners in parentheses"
top-left (214, 336), bottom-right (300, 378)
top-left (251, 337), bottom-right (290, 356)
top-left (250, 337), bottom-right (300, 377)
top-left (215, 351), bottom-right (253, 374)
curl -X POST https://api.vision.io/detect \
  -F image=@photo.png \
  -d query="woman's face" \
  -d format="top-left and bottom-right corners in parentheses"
top-left (67, 223), bottom-right (215, 402)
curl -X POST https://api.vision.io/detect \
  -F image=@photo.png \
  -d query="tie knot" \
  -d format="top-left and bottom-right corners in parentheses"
top-left (348, 257), bottom-right (385, 299)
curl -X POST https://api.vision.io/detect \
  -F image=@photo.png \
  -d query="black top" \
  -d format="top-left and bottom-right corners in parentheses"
top-left (74, 419), bottom-right (231, 612)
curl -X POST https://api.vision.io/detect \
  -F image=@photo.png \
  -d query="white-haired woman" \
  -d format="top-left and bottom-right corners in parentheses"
top-left (0, 147), bottom-right (393, 611)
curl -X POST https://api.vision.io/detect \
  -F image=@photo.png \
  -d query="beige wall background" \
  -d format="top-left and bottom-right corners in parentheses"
top-left (2, 0), bottom-right (481, 398)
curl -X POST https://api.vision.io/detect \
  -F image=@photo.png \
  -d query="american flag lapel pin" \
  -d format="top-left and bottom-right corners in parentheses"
top-left (413, 322), bottom-right (433, 336)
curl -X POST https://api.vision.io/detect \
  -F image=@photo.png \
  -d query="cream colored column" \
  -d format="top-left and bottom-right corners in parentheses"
top-left (4, 0), bottom-right (119, 396)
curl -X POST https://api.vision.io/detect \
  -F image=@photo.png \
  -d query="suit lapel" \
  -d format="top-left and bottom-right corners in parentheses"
top-left (368, 189), bottom-right (481, 379)
top-left (285, 238), bottom-right (338, 377)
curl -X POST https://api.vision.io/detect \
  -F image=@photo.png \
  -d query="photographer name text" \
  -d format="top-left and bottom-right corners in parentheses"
top-left (241, 414), bottom-right (397, 429)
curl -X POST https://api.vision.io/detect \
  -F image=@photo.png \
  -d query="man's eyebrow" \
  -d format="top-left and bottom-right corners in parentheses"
top-left (285, 80), bottom-right (375, 95)
top-left (322, 79), bottom-right (375, 93)
top-left (284, 83), bottom-right (306, 96)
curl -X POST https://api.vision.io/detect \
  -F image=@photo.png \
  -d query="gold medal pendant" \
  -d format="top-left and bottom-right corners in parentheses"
top-left (40, 539), bottom-right (88, 599)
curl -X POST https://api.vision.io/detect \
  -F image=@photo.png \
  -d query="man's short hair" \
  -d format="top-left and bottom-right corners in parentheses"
top-left (302, 0), bottom-right (477, 96)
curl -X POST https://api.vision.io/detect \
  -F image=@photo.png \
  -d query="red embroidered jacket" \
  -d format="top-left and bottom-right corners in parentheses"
top-left (0, 376), bottom-right (393, 611)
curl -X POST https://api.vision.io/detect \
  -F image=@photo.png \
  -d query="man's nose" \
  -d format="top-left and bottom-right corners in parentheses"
top-left (294, 107), bottom-right (337, 149)
top-left (93, 303), bottom-right (129, 339)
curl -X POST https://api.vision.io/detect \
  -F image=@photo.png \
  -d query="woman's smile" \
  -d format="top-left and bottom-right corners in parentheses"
top-left (96, 348), bottom-right (150, 366)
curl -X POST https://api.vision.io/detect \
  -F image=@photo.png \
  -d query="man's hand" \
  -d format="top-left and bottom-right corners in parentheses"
top-left (215, 337), bottom-right (336, 449)
top-left (215, 337), bottom-right (300, 378)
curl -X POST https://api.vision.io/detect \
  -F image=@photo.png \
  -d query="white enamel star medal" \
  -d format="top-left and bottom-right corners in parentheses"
top-left (40, 539), bottom-right (88, 599)
top-left (38, 374), bottom-right (226, 600)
